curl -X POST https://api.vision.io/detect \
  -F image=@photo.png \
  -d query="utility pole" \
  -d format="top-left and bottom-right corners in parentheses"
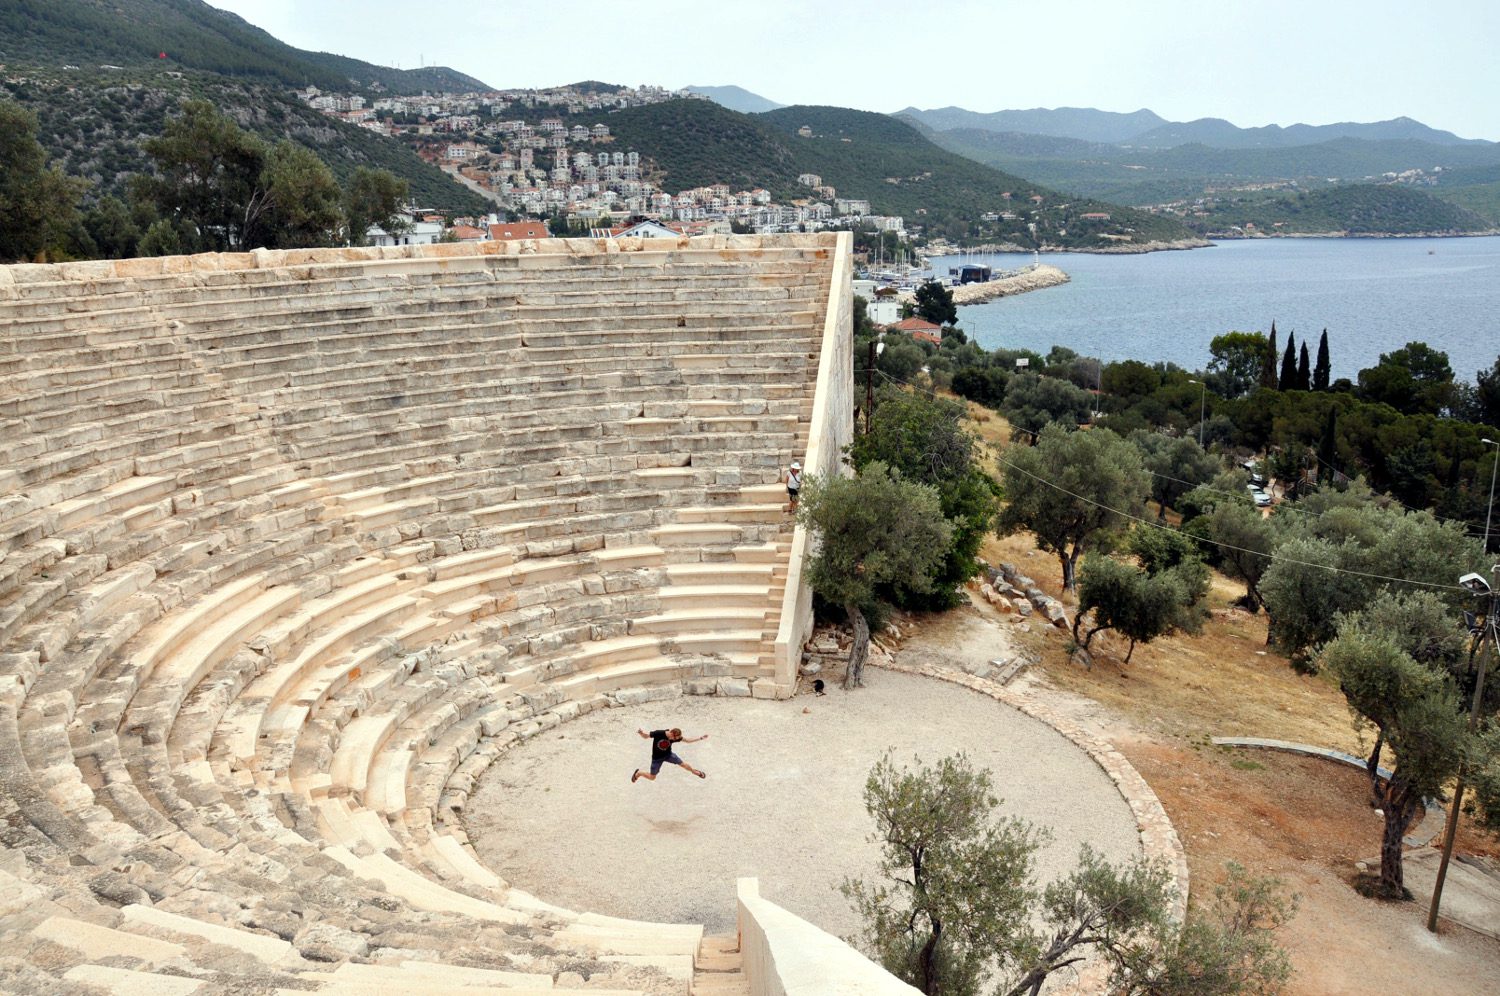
top-left (1427, 568), bottom-right (1497, 932)
top-left (1187, 379), bottom-right (1206, 447)
top-left (865, 340), bottom-right (884, 435)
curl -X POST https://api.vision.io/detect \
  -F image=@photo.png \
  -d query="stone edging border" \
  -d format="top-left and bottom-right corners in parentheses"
top-left (1210, 737), bottom-right (1445, 847)
top-left (872, 660), bottom-right (1190, 924)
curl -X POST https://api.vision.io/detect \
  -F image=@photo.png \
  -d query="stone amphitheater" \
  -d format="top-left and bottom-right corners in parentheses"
top-left (0, 231), bottom-right (1178, 995)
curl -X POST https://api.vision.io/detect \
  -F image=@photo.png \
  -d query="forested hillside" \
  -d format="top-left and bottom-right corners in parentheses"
top-left (1189, 184), bottom-right (1492, 236)
top-left (764, 105), bottom-right (1192, 244)
top-left (1, 69), bottom-right (489, 213)
top-left (607, 100), bottom-right (1194, 246)
top-left (0, 0), bottom-right (490, 94)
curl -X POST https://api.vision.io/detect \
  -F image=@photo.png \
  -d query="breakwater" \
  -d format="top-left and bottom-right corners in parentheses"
top-left (950, 264), bottom-right (1070, 305)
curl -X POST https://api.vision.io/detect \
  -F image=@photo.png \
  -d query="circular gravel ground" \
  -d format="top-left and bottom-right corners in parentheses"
top-left (465, 669), bottom-right (1141, 936)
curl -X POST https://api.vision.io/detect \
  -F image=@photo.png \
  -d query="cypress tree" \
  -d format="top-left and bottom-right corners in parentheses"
top-left (1318, 405), bottom-right (1338, 484)
top-left (1297, 343), bottom-right (1311, 391)
top-left (1260, 322), bottom-right (1279, 389)
top-left (1278, 330), bottom-right (1298, 391)
top-left (1313, 329), bottom-right (1331, 391)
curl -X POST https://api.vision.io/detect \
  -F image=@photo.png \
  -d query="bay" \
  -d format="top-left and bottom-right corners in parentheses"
top-left (932, 236), bottom-right (1500, 383)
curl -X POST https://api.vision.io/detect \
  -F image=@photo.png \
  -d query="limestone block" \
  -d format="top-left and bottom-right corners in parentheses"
top-left (294, 921), bottom-right (370, 961)
top-left (716, 677), bottom-right (751, 697)
top-left (685, 678), bottom-right (719, 696)
top-left (1015, 601), bottom-right (1033, 617)
top-left (751, 680), bottom-right (784, 700)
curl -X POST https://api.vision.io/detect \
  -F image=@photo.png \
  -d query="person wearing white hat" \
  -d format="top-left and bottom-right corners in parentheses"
top-left (786, 459), bottom-right (803, 511)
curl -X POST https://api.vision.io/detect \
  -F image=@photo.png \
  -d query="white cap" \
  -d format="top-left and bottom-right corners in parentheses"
top-left (791, 461), bottom-right (801, 469)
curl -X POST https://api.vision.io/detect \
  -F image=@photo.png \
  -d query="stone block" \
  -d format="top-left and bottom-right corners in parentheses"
top-left (717, 677), bottom-right (751, 697)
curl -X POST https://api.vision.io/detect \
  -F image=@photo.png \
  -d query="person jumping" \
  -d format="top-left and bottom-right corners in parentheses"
top-left (631, 727), bottom-right (707, 782)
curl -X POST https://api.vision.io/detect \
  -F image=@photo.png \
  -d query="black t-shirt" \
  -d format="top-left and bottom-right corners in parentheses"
top-left (650, 730), bottom-right (675, 759)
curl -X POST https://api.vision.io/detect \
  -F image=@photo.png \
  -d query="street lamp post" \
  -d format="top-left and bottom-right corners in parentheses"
top-left (1188, 379), bottom-right (1206, 447)
top-left (1426, 565), bottom-right (1497, 932)
top-left (864, 340), bottom-right (885, 435)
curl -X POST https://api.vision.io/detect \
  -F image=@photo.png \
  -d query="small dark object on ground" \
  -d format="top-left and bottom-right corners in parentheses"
top-left (813, 679), bottom-right (826, 695)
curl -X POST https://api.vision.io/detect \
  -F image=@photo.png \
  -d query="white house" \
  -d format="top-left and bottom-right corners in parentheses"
top-left (366, 214), bottom-right (443, 247)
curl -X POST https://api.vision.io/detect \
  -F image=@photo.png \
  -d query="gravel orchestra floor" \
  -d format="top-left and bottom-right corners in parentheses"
top-left (465, 668), bottom-right (1142, 937)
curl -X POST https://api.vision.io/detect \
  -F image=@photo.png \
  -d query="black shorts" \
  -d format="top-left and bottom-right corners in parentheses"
top-left (650, 752), bottom-right (683, 775)
top-left (787, 487), bottom-right (800, 499)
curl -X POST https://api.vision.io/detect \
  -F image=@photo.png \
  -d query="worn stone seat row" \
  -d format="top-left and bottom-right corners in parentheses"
top-left (0, 236), bottom-right (839, 991)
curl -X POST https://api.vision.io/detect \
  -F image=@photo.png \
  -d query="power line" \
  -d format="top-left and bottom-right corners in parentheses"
top-left (992, 452), bottom-right (1471, 594)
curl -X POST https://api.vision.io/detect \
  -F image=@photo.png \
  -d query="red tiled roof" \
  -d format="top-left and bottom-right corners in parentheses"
top-left (487, 221), bottom-right (551, 241)
top-left (890, 317), bottom-right (941, 333)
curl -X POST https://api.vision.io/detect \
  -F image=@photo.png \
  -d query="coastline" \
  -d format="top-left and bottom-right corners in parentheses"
top-left (1204, 229), bottom-right (1500, 241)
top-left (926, 237), bottom-right (1212, 256)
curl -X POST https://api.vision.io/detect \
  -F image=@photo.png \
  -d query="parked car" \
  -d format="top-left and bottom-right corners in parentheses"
top-left (1246, 484), bottom-right (1272, 508)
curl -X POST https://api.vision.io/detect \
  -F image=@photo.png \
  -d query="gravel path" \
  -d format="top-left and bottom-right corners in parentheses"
top-left (465, 668), bottom-right (1141, 936)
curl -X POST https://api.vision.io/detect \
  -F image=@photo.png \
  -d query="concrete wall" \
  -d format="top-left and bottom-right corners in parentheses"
top-left (773, 230), bottom-right (853, 693)
top-left (737, 879), bottom-right (921, 996)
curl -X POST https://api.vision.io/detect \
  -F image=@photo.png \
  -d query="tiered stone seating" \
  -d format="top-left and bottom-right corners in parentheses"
top-left (0, 234), bottom-right (849, 992)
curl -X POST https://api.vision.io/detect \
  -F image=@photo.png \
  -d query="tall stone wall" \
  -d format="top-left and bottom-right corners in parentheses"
top-left (774, 231), bottom-right (853, 691)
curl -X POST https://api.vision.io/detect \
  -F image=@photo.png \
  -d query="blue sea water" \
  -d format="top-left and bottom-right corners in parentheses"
top-left (931, 236), bottom-right (1500, 383)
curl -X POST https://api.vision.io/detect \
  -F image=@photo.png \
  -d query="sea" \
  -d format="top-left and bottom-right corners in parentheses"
top-left (929, 236), bottom-right (1500, 383)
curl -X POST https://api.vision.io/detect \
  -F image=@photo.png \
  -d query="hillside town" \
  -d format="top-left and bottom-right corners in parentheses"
top-left (296, 82), bottom-right (906, 237)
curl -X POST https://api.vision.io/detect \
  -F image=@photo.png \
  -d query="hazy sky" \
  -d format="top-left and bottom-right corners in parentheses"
top-left (209, 0), bottom-right (1500, 140)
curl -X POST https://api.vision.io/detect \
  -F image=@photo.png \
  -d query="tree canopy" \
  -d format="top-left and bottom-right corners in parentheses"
top-left (848, 387), bottom-right (999, 610)
top-left (797, 463), bottom-right (952, 687)
top-left (997, 424), bottom-right (1151, 589)
top-left (0, 100), bottom-right (84, 262)
top-left (1000, 372), bottom-right (1095, 441)
top-left (913, 278), bottom-right (958, 328)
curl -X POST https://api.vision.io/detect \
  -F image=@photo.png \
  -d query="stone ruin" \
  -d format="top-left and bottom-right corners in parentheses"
top-left (0, 233), bottom-right (909, 993)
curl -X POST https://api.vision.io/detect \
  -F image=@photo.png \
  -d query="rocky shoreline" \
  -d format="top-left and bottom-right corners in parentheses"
top-left (951, 264), bottom-right (1070, 305)
top-left (1205, 229), bottom-right (1500, 240)
top-left (928, 237), bottom-right (1211, 256)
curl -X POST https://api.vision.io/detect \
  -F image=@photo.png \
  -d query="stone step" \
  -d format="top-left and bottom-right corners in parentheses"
top-left (31, 915), bottom-right (187, 967)
top-left (61, 964), bottom-right (205, 996)
top-left (120, 902), bottom-right (294, 964)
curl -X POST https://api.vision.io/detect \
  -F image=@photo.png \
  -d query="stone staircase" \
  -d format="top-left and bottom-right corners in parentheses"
top-left (691, 935), bottom-right (751, 995)
top-left (0, 234), bottom-right (850, 993)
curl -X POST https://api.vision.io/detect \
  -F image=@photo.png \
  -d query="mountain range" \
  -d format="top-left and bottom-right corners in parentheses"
top-left (897, 105), bottom-right (1487, 148)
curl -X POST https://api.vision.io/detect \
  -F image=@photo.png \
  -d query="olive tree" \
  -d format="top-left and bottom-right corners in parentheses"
top-left (846, 754), bottom-right (1297, 996)
top-left (1129, 430), bottom-right (1221, 519)
top-left (1000, 372), bottom-right (1095, 440)
top-left (1070, 547), bottom-right (1207, 667)
top-left (797, 463), bottom-right (952, 688)
top-left (1321, 628), bottom-right (1468, 897)
top-left (842, 753), bottom-right (1041, 995)
top-left (997, 423), bottom-right (1151, 590)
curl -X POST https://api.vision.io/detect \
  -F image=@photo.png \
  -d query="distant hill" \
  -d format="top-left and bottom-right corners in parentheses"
top-left (901, 104), bottom-right (1490, 149)
top-left (898, 106), bottom-right (1167, 144)
top-left (604, 99), bottom-right (1193, 247)
top-left (928, 127), bottom-right (1500, 205)
top-left (1188, 184), bottom-right (1492, 236)
top-left (2, 68), bottom-right (491, 213)
top-left (1128, 115), bottom-right (1486, 150)
top-left (687, 85), bottom-right (784, 114)
top-left (0, 0), bottom-right (492, 95)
